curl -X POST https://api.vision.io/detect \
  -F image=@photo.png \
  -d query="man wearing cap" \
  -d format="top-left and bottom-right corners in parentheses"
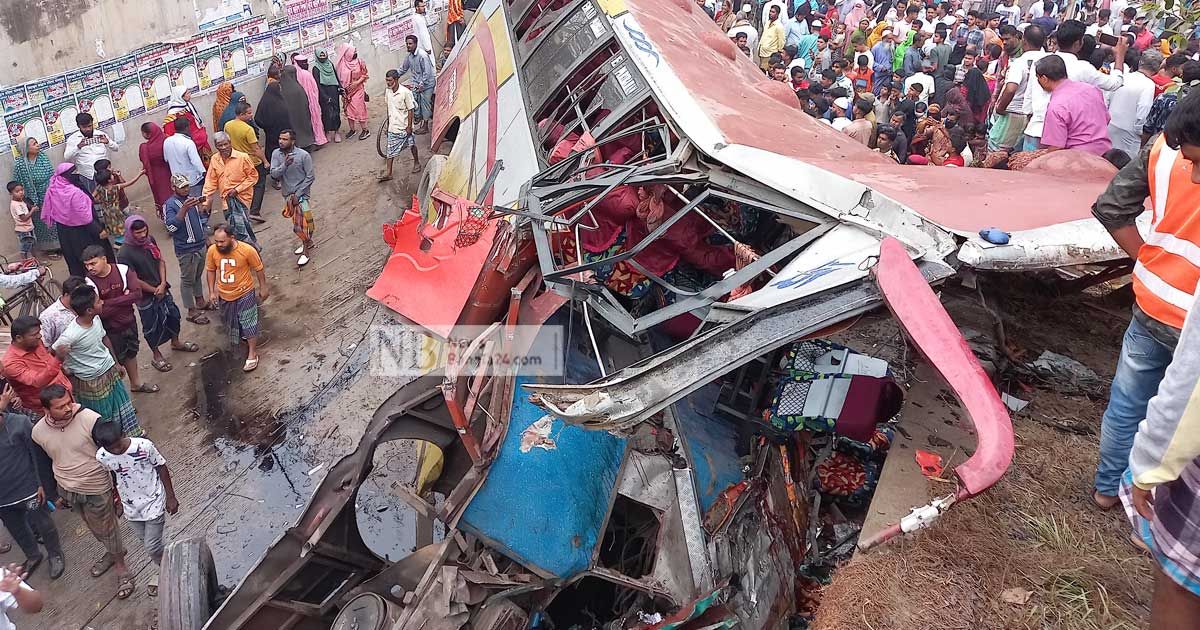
top-left (871, 30), bottom-right (897, 77)
top-left (829, 97), bottom-right (853, 130)
top-left (905, 60), bottom-right (937, 103)
top-left (163, 174), bottom-right (211, 323)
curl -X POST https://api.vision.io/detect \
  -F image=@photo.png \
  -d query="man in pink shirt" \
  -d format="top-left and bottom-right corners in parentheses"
top-left (1036, 55), bottom-right (1113, 156)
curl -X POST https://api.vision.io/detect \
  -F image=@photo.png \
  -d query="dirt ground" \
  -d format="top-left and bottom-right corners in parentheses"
top-left (11, 98), bottom-right (425, 630)
top-left (815, 274), bottom-right (1155, 630)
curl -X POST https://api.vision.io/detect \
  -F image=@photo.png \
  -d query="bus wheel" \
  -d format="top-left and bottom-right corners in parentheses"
top-left (159, 537), bottom-right (218, 630)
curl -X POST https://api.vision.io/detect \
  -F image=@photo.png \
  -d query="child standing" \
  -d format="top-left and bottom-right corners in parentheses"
top-left (92, 420), bottom-right (179, 597)
top-left (7, 182), bottom-right (34, 260)
top-left (92, 170), bottom-right (143, 247)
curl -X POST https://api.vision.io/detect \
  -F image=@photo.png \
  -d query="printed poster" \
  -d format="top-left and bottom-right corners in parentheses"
top-left (25, 75), bottom-right (69, 107)
top-left (204, 20), bottom-right (247, 44)
top-left (41, 94), bottom-right (80, 146)
top-left (197, 45), bottom-right (224, 90)
top-left (240, 15), bottom-right (269, 36)
top-left (285, 0), bottom-right (330, 23)
top-left (245, 32), bottom-right (276, 63)
top-left (391, 0), bottom-right (413, 13)
top-left (6, 106), bottom-right (47, 156)
top-left (77, 85), bottom-right (117, 128)
top-left (221, 40), bottom-right (249, 79)
top-left (168, 54), bottom-right (200, 93)
top-left (108, 74), bottom-right (146, 121)
top-left (138, 58), bottom-right (170, 110)
top-left (300, 15), bottom-right (328, 47)
top-left (371, 0), bottom-right (392, 20)
top-left (66, 65), bottom-right (106, 94)
top-left (326, 9), bottom-right (350, 37)
top-left (102, 54), bottom-right (139, 84)
top-left (274, 26), bottom-right (302, 54)
top-left (347, 1), bottom-right (372, 29)
top-left (0, 86), bottom-right (30, 115)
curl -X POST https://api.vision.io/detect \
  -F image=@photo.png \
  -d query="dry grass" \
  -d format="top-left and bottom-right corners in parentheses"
top-left (814, 417), bottom-right (1154, 630)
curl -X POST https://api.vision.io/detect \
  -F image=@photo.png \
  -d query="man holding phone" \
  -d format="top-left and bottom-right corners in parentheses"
top-left (163, 175), bottom-right (211, 325)
top-left (63, 113), bottom-right (119, 193)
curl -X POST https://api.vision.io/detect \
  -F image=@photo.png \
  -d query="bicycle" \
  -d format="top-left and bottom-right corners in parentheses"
top-left (0, 256), bottom-right (62, 326)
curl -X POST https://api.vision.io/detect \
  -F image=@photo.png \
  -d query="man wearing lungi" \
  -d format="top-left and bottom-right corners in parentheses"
top-left (379, 69), bottom-right (420, 181)
top-left (205, 225), bottom-right (269, 373)
top-left (398, 35), bottom-right (436, 136)
top-left (268, 130), bottom-right (317, 267)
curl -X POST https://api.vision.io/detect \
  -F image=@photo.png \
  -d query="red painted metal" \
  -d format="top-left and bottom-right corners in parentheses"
top-left (871, 238), bottom-right (1015, 498)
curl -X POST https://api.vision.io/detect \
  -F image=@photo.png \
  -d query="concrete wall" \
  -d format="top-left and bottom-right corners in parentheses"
top-left (0, 2), bottom-right (446, 246)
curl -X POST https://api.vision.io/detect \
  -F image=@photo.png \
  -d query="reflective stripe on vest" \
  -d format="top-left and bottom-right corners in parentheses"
top-left (1136, 136), bottom-right (1200, 330)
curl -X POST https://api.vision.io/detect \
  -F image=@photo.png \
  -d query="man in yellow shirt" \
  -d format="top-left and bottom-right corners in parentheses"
top-left (202, 133), bottom-right (260, 249)
top-left (223, 101), bottom-right (269, 222)
top-left (758, 4), bottom-right (786, 70)
top-left (205, 225), bottom-right (268, 372)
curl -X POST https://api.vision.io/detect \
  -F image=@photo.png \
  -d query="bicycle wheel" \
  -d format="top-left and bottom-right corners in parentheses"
top-left (376, 116), bottom-right (390, 159)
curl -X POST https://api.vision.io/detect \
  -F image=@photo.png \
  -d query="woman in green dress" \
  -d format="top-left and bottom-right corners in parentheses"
top-left (10, 137), bottom-right (60, 253)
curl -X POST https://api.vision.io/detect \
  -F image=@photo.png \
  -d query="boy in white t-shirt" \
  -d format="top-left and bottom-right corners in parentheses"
top-left (6, 183), bottom-right (33, 261)
top-left (0, 564), bottom-right (43, 629)
top-left (93, 421), bottom-right (179, 597)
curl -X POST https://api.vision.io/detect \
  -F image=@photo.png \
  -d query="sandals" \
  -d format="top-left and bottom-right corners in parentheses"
top-left (91, 554), bottom-right (116, 577)
top-left (243, 357), bottom-right (260, 372)
top-left (359, 129), bottom-right (371, 140)
top-left (117, 575), bottom-right (135, 599)
top-left (147, 573), bottom-right (159, 597)
top-left (151, 359), bottom-right (173, 373)
top-left (0, 542), bottom-right (10, 554)
top-left (172, 341), bottom-right (200, 352)
top-left (377, 174), bottom-right (393, 183)
top-left (1092, 490), bottom-right (1120, 511)
top-left (186, 313), bottom-right (211, 325)
top-left (131, 383), bottom-right (160, 393)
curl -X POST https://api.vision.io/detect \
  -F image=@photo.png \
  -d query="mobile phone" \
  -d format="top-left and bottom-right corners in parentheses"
top-left (1098, 32), bottom-right (1119, 46)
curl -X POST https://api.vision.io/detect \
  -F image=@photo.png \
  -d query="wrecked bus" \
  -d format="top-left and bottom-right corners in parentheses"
top-left (161, 0), bottom-right (1132, 628)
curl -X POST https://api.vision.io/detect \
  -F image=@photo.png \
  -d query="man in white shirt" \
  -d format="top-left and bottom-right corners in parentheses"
top-left (380, 69), bottom-right (419, 180)
top-left (62, 113), bottom-right (118, 192)
top-left (1086, 9), bottom-right (1115, 37)
top-left (893, 4), bottom-right (920, 40)
top-left (1024, 20), bottom-right (1127, 150)
top-left (0, 565), bottom-right (43, 630)
top-left (996, 0), bottom-right (1021, 25)
top-left (1028, 0), bottom-right (1057, 20)
top-left (991, 24), bottom-right (1046, 150)
top-left (1108, 49), bottom-right (1161, 157)
top-left (163, 117), bottom-right (206, 198)
top-left (411, 0), bottom-right (436, 70)
top-left (904, 60), bottom-right (936, 103)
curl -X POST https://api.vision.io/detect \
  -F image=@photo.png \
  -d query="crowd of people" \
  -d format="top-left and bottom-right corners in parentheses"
top-left (0, 5), bottom-right (444, 621)
top-left (719, 0), bottom-right (1200, 171)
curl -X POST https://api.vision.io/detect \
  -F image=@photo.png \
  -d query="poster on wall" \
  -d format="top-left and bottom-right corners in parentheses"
top-left (240, 15), bottom-right (270, 36)
top-left (0, 86), bottom-right (30, 115)
top-left (221, 40), bottom-right (250, 79)
top-left (245, 32), bottom-right (276, 63)
top-left (77, 85), bottom-right (117, 128)
top-left (25, 76), bottom-right (69, 108)
top-left (138, 58), bottom-right (171, 110)
top-left (300, 16), bottom-right (328, 47)
top-left (66, 66), bottom-right (106, 95)
top-left (41, 94), bottom-right (80, 146)
top-left (347, 1), bottom-right (372, 29)
top-left (205, 20), bottom-right (246, 45)
top-left (326, 9), bottom-right (350, 37)
top-left (274, 26), bottom-right (302, 54)
top-left (371, 0), bottom-right (392, 20)
top-left (109, 73), bottom-right (147, 121)
top-left (285, 0), bottom-right (330, 23)
top-left (6, 106), bottom-right (47, 155)
top-left (102, 55), bottom-right (139, 84)
top-left (391, 0), bottom-right (413, 13)
top-left (167, 54), bottom-right (200, 93)
top-left (196, 45), bottom-right (224, 90)
top-left (373, 13), bottom-right (413, 50)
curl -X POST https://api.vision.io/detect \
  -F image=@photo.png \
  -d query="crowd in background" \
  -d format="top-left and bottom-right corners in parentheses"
top-left (714, 0), bottom-right (1200, 169)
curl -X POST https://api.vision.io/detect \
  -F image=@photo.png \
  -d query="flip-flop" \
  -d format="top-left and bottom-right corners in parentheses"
top-left (91, 554), bottom-right (116, 578)
top-left (172, 342), bottom-right (200, 352)
top-left (186, 314), bottom-right (211, 325)
top-left (116, 575), bottom-right (135, 599)
top-left (1092, 490), bottom-right (1119, 511)
top-left (147, 573), bottom-right (159, 597)
top-left (151, 359), bottom-right (173, 373)
top-left (243, 357), bottom-right (260, 372)
top-left (131, 383), bottom-right (160, 393)
top-left (0, 542), bottom-right (10, 554)
top-left (377, 175), bottom-right (393, 183)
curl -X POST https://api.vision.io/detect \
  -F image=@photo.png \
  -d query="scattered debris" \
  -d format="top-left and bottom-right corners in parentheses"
top-left (915, 450), bottom-right (946, 478)
top-left (518, 417), bottom-right (558, 453)
top-left (999, 587), bottom-right (1033, 606)
top-left (1000, 392), bottom-right (1029, 413)
top-left (1029, 351), bottom-right (1105, 397)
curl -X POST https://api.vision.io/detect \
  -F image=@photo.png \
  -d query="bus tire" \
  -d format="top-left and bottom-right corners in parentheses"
top-left (159, 537), bottom-right (218, 630)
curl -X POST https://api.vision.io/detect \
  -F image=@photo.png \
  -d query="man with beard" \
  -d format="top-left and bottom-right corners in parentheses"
top-left (63, 113), bottom-right (119, 192)
top-left (269, 130), bottom-right (317, 266)
top-left (397, 35), bottom-right (437, 135)
top-left (202, 133), bottom-right (260, 249)
top-left (206, 225), bottom-right (268, 372)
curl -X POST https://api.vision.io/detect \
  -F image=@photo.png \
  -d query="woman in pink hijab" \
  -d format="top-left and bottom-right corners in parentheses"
top-left (291, 54), bottom-right (328, 146)
top-left (335, 43), bottom-right (371, 140)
